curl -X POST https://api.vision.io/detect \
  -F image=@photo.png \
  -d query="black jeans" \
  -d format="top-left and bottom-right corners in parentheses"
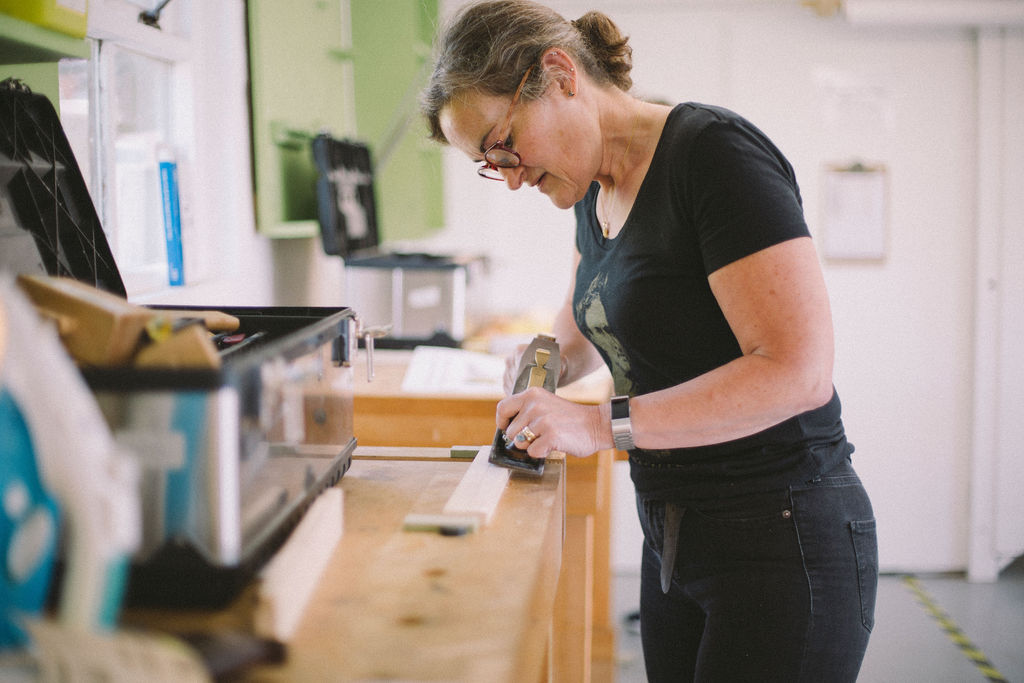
top-left (636, 460), bottom-right (877, 682)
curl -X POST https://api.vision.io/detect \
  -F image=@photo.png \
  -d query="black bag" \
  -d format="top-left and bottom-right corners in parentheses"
top-left (312, 134), bottom-right (380, 258)
top-left (0, 78), bottom-right (126, 296)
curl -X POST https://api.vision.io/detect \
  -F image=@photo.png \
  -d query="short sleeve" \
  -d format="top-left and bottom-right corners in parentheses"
top-left (683, 119), bottom-right (810, 275)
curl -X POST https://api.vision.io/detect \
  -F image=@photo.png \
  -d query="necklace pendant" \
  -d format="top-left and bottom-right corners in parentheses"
top-left (601, 221), bottom-right (609, 239)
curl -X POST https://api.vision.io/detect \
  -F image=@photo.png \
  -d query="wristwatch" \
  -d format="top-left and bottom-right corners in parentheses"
top-left (610, 395), bottom-right (635, 451)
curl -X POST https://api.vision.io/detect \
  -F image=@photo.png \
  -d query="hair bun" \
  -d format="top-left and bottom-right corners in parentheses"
top-left (572, 11), bottom-right (633, 91)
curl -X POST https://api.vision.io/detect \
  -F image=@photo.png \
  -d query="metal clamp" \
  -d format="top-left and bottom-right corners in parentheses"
top-left (353, 316), bottom-right (391, 382)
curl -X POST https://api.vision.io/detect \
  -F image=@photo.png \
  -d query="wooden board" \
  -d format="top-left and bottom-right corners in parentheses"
top-left (254, 488), bottom-right (344, 641)
top-left (441, 445), bottom-right (511, 524)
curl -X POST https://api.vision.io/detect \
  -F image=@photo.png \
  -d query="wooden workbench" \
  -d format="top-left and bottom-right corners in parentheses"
top-left (124, 451), bottom-right (565, 682)
top-left (352, 350), bottom-right (616, 682)
top-left (268, 452), bottom-right (564, 681)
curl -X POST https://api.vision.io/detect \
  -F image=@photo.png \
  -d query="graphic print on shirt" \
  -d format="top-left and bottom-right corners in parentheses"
top-left (576, 271), bottom-right (637, 396)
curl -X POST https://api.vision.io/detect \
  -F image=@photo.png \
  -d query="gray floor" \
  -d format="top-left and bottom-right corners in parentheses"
top-left (614, 556), bottom-right (1024, 682)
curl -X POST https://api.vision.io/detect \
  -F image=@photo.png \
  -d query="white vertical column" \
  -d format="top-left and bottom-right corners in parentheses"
top-left (968, 27), bottom-right (1005, 583)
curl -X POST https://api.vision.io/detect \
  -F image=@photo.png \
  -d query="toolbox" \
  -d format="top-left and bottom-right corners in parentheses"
top-left (344, 251), bottom-right (486, 348)
top-left (0, 81), bottom-right (358, 607)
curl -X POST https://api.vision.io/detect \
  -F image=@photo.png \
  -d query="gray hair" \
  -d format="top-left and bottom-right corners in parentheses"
top-left (421, 0), bottom-right (633, 143)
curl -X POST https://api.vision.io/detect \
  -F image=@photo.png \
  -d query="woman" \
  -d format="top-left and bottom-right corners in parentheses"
top-left (422, 2), bottom-right (877, 680)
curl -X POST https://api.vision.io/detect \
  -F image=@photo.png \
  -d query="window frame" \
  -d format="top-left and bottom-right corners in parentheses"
top-left (75, 0), bottom-right (197, 295)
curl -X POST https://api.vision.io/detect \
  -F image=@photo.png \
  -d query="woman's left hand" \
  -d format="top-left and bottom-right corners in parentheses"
top-left (496, 387), bottom-right (609, 459)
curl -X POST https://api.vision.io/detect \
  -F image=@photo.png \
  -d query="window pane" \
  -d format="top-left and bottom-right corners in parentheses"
top-left (57, 59), bottom-right (94, 197)
top-left (108, 46), bottom-right (173, 274)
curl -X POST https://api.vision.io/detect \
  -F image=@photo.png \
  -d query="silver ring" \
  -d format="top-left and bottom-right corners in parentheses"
top-left (515, 426), bottom-right (538, 444)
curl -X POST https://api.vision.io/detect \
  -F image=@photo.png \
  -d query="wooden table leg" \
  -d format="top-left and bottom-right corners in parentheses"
top-left (553, 449), bottom-right (616, 682)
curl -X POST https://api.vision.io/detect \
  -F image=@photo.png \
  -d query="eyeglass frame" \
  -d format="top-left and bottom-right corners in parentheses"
top-left (477, 66), bottom-right (534, 180)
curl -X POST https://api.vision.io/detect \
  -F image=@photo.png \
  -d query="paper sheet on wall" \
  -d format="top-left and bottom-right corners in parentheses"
top-left (822, 165), bottom-right (888, 261)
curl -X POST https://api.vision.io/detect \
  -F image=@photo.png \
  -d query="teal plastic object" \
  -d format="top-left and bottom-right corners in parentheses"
top-left (0, 388), bottom-right (60, 649)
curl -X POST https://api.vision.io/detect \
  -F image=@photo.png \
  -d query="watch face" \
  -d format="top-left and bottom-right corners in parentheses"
top-left (611, 396), bottom-right (634, 450)
top-left (612, 396), bottom-right (630, 419)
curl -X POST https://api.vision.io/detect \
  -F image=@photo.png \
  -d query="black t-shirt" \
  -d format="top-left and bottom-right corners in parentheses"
top-left (573, 103), bottom-right (851, 502)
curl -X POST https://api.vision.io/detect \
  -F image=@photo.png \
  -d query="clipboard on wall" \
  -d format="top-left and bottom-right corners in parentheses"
top-left (821, 162), bottom-right (888, 262)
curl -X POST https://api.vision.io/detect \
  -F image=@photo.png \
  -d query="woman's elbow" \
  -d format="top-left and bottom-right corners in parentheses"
top-left (796, 363), bottom-right (835, 412)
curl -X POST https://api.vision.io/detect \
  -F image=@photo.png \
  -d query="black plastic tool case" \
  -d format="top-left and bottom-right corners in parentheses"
top-left (1, 81), bottom-right (356, 607)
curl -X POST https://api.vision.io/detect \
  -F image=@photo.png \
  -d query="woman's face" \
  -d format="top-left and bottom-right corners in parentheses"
top-left (440, 81), bottom-right (598, 210)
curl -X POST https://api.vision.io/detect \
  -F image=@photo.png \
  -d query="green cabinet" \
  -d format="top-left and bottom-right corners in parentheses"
top-left (247, 0), bottom-right (350, 238)
top-left (350, 0), bottom-right (442, 241)
top-left (247, 0), bottom-right (443, 242)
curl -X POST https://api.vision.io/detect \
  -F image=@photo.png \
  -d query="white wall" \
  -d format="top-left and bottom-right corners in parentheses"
top-left (424, 0), bottom-right (1024, 576)
top-left (154, 1), bottom-right (1024, 576)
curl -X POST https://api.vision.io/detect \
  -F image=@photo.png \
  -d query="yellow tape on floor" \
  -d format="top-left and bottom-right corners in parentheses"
top-left (901, 575), bottom-right (1008, 683)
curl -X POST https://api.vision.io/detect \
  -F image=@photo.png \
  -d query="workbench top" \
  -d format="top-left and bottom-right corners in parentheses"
top-left (126, 449), bottom-right (565, 682)
top-left (271, 452), bottom-right (563, 681)
top-left (347, 349), bottom-right (618, 680)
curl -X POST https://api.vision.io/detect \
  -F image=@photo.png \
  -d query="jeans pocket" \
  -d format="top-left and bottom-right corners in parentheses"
top-left (849, 518), bottom-right (878, 632)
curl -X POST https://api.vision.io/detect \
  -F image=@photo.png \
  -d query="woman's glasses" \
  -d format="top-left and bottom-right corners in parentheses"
top-left (478, 66), bottom-right (533, 180)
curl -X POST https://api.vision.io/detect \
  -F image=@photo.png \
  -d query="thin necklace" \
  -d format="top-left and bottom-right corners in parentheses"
top-left (600, 106), bottom-right (641, 239)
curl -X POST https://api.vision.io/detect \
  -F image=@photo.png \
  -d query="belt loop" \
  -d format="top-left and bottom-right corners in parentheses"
top-left (660, 503), bottom-right (685, 594)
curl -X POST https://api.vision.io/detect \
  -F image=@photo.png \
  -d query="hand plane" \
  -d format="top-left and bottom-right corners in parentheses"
top-left (488, 334), bottom-right (560, 476)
